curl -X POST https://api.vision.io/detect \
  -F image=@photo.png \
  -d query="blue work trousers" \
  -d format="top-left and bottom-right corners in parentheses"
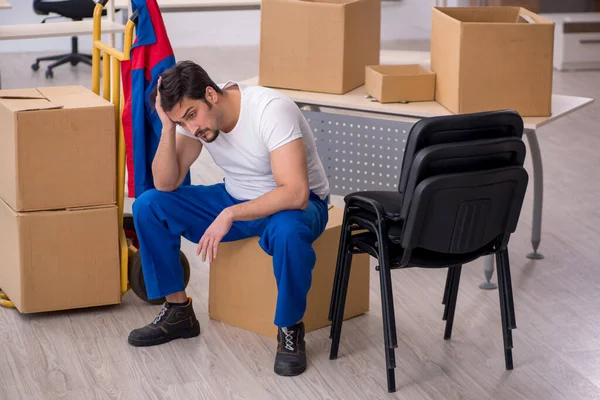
top-left (132, 183), bottom-right (329, 328)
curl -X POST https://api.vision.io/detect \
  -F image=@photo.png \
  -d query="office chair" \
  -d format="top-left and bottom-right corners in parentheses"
top-left (31, 0), bottom-right (105, 78)
top-left (327, 110), bottom-right (529, 393)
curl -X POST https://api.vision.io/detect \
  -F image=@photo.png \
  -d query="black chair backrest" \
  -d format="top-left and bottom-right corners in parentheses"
top-left (33, 0), bottom-right (99, 20)
top-left (400, 137), bottom-right (526, 217)
top-left (400, 137), bottom-right (529, 255)
top-left (398, 110), bottom-right (524, 195)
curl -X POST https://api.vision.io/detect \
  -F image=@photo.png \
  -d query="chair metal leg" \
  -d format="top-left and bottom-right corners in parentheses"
top-left (496, 250), bottom-right (514, 370)
top-left (329, 210), bottom-right (351, 324)
top-left (499, 250), bottom-right (517, 329)
top-left (375, 232), bottom-right (397, 392)
top-left (377, 236), bottom-right (398, 349)
top-left (386, 363), bottom-right (396, 393)
top-left (442, 268), bottom-right (452, 306)
top-left (378, 258), bottom-right (397, 393)
top-left (329, 247), bottom-right (353, 360)
top-left (36, 53), bottom-right (70, 63)
top-left (74, 53), bottom-right (93, 66)
top-left (443, 265), bottom-right (462, 340)
top-left (442, 266), bottom-right (459, 321)
top-left (46, 55), bottom-right (72, 70)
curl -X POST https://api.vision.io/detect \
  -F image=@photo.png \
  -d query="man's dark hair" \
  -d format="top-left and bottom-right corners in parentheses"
top-left (152, 61), bottom-right (223, 112)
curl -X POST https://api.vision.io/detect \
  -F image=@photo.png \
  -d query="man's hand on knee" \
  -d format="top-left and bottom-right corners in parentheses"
top-left (196, 208), bottom-right (234, 263)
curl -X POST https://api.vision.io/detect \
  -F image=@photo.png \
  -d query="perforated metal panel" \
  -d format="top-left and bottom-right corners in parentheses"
top-left (302, 110), bottom-right (414, 196)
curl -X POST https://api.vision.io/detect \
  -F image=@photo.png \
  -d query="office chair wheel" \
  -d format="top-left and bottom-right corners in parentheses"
top-left (45, 69), bottom-right (54, 79)
top-left (128, 249), bottom-right (191, 306)
top-left (31, 63), bottom-right (40, 71)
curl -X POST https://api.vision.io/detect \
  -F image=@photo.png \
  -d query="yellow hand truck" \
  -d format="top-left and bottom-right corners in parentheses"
top-left (0, 0), bottom-right (190, 309)
top-left (90, 0), bottom-right (191, 306)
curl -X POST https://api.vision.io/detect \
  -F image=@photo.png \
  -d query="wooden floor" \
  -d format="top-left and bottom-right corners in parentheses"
top-left (1, 45), bottom-right (600, 400)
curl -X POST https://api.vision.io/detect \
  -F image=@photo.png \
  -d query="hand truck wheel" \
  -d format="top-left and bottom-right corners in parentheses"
top-left (123, 213), bottom-right (139, 248)
top-left (128, 249), bottom-right (192, 305)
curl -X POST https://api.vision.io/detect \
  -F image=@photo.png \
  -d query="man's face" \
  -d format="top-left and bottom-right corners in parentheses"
top-left (166, 95), bottom-right (222, 143)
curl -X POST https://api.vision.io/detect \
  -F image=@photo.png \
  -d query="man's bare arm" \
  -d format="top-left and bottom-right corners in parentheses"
top-left (224, 138), bottom-right (310, 222)
top-left (152, 130), bottom-right (202, 192)
top-left (150, 77), bottom-right (202, 192)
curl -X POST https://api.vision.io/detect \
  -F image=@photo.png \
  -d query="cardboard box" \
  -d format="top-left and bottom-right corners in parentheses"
top-left (0, 199), bottom-right (121, 313)
top-left (209, 207), bottom-right (370, 338)
top-left (0, 86), bottom-right (116, 212)
top-left (430, 7), bottom-right (554, 116)
top-left (259, 0), bottom-right (381, 95)
top-left (365, 64), bottom-right (436, 103)
top-left (470, 0), bottom-right (540, 13)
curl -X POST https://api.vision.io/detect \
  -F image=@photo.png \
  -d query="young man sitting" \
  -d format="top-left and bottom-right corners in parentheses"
top-left (127, 60), bottom-right (330, 377)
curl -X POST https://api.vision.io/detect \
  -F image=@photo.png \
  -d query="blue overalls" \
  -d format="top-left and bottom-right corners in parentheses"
top-left (132, 183), bottom-right (329, 328)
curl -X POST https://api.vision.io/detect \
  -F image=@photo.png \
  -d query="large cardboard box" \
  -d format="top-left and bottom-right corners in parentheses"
top-left (470, 0), bottom-right (540, 13)
top-left (209, 207), bottom-right (370, 338)
top-left (430, 7), bottom-right (554, 117)
top-left (365, 64), bottom-right (436, 103)
top-left (0, 199), bottom-right (121, 313)
top-left (0, 86), bottom-right (116, 212)
top-left (259, 0), bottom-right (381, 95)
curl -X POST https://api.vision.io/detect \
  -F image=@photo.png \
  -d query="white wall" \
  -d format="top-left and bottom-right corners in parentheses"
top-left (0, 0), bottom-right (446, 53)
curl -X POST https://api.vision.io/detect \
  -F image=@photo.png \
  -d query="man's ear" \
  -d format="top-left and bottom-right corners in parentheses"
top-left (205, 86), bottom-right (218, 104)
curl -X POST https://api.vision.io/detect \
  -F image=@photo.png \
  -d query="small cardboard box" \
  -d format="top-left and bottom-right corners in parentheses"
top-left (0, 86), bottom-right (116, 212)
top-left (259, 0), bottom-right (381, 95)
top-left (365, 64), bottom-right (436, 103)
top-left (0, 199), bottom-right (121, 313)
top-left (209, 207), bottom-right (370, 338)
top-left (430, 7), bottom-right (554, 116)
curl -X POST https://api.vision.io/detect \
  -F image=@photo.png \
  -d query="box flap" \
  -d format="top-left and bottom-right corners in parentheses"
top-left (0, 88), bottom-right (62, 112)
top-left (518, 14), bottom-right (535, 24)
top-left (37, 86), bottom-right (113, 109)
top-left (0, 88), bottom-right (46, 100)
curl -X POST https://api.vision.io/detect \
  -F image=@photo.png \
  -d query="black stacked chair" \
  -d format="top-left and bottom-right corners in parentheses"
top-left (328, 110), bottom-right (529, 393)
top-left (32, 0), bottom-right (105, 78)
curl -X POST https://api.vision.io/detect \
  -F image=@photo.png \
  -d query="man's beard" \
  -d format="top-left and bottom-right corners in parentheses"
top-left (202, 129), bottom-right (220, 143)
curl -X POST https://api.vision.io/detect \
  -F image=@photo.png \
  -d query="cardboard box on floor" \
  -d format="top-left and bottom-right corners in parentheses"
top-left (365, 64), bottom-right (436, 103)
top-left (0, 86), bottom-right (116, 212)
top-left (259, 0), bottom-right (381, 95)
top-left (209, 207), bottom-right (370, 338)
top-left (430, 7), bottom-right (554, 116)
top-left (0, 200), bottom-right (121, 313)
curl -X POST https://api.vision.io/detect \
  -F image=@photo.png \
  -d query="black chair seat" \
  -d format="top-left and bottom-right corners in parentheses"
top-left (344, 190), bottom-right (403, 220)
top-left (350, 231), bottom-right (494, 269)
top-left (33, 0), bottom-right (102, 21)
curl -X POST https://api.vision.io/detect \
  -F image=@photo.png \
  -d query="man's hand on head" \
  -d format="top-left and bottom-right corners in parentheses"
top-left (155, 76), bottom-right (175, 131)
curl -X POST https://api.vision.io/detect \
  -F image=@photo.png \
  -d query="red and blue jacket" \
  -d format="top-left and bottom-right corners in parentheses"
top-left (121, 0), bottom-right (191, 198)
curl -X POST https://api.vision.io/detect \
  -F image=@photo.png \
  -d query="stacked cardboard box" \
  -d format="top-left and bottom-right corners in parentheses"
top-left (430, 7), bottom-right (555, 117)
top-left (0, 86), bottom-right (121, 313)
top-left (259, 0), bottom-right (381, 95)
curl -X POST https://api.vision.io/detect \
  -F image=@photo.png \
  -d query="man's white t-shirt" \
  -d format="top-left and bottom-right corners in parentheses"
top-left (176, 81), bottom-right (330, 202)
